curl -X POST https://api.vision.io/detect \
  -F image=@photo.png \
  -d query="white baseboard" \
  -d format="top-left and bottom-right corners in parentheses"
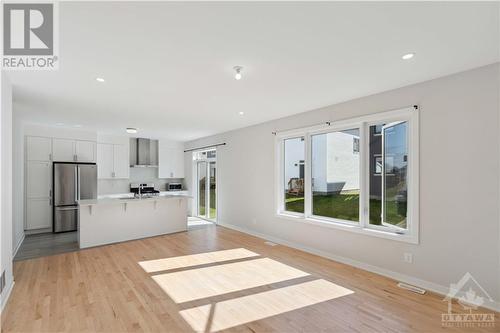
top-left (13, 233), bottom-right (25, 257)
top-left (218, 221), bottom-right (500, 312)
top-left (0, 281), bottom-right (15, 314)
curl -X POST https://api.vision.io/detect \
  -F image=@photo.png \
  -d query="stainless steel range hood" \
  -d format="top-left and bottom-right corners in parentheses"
top-left (130, 138), bottom-right (158, 167)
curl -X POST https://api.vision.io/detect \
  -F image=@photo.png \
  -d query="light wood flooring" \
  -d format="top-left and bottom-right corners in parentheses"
top-left (1, 225), bottom-right (497, 332)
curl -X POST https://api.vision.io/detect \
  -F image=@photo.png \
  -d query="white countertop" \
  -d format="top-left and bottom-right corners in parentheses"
top-left (78, 191), bottom-right (192, 206)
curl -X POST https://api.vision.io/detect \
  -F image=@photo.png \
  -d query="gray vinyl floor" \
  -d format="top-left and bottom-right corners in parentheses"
top-left (14, 232), bottom-right (79, 261)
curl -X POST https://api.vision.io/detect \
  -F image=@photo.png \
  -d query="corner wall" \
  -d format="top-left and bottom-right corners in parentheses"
top-left (184, 63), bottom-right (500, 308)
top-left (0, 72), bottom-right (14, 311)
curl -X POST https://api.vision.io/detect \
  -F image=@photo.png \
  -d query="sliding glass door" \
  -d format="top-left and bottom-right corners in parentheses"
top-left (197, 161), bottom-right (207, 217)
top-left (209, 162), bottom-right (217, 220)
top-left (195, 150), bottom-right (217, 221)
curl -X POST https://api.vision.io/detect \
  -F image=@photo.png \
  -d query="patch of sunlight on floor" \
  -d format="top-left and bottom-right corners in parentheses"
top-left (180, 279), bottom-right (354, 332)
top-left (188, 216), bottom-right (214, 228)
top-left (139, 248), bottom-right (259, 273)
top-left (152, 257), bottom-right (310, 303)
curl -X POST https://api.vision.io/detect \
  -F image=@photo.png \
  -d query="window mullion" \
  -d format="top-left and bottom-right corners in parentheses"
top-left (359, 123), bottom-right (368, 229)
top-left (304, 133), bottom-right (312, 218)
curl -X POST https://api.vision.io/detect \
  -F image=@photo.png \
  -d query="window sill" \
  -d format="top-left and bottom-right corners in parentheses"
top-left (275, 213), bottom-right (418, 244)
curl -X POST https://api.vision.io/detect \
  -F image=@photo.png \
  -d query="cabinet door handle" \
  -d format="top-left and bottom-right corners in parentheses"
top-left (49, 153), bottom-right (52, 161)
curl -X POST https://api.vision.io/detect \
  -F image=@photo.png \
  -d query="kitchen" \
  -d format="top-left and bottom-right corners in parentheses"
top-left (13, 123), bottom-right (194, 260)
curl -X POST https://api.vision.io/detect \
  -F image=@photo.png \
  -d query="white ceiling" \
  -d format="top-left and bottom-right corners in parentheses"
top-left (8, 1), bottom-right (500, 141)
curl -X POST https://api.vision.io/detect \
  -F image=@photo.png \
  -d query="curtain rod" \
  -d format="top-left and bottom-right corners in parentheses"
top-left (272, 105), bottom-right (419, 135)
top-left (184, 142), bottom-right (226, 153)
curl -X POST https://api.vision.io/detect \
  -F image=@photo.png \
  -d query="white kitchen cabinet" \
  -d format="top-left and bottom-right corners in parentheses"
top-left (26, 198), bottom-right (52, 230)
top-left (113, 144), bottom-right (129, 178)
top-left (158, 140), bottom-right (184, 178)
top-left (26, 136), bottom-right (52, 161)
top-left (52, 138), bottom-right (76, 162)
top-left (75, 140), bottom-right (96, 162)
top-left (26, 161), bottom-right (52, 230)
top-left (27, 161), bottom-right (51, 198)
top-left (97, 143), bottom-right (114, 179)
top-left (97, 143), bottom-right (129, 179)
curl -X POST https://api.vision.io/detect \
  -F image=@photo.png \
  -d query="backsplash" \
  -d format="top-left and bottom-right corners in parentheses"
top-left (98, 167), bottom-right (184, 195)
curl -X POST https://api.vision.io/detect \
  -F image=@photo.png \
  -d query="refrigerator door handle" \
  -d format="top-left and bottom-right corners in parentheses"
top-left (74, 166), bottom-right (78, 202)
top-left (56, 207), bottom-right (78, 211)
top-left (77, 166), bottom-right (81, 201)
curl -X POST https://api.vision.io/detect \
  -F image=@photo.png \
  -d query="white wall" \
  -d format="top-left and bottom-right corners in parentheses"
top-left (1, 72), bottom-right (14, 311)
top-left (184, 63), bottom-right (500, 308)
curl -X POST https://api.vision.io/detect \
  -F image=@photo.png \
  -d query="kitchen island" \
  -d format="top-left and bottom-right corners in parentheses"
top-left (78, 193), bottom-right (190, 248)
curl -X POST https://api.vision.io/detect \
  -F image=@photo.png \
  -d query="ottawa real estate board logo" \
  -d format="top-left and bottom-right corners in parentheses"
top-left (442, 272), bottom-right (495, 328)
top-left (2, 1), bottom-right (58, 70)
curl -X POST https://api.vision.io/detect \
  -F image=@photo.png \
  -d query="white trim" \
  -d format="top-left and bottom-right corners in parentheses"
top-left (12, 232), bottom-right (25, 258)
top-left (0, 281), bottom-right (15, 314)
top-left (276, 213), bottom-right (418, 244)
top-left (217, 221), bottom-right (500, 312)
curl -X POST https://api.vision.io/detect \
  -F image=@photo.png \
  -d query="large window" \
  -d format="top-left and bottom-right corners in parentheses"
top-left (276, 107), bottom-right (418, 243)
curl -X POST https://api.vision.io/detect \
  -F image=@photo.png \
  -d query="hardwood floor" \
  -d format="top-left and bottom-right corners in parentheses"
top-left (1, 225), bottom-right (497, 332)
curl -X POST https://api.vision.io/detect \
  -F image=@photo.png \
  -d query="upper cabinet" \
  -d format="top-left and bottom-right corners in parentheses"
top-left (52, 138), bottom-right (96, 162)
top-left (75, 140), bottom-right (96, 162)
top-left (52, 138), bottom-right (75, 162)
top-left (97, 143), bottom-right (129, 179)
top-left (26, 136), bottom-right (97, 163)
top-left (97, 143), bottom-right (113, 179)
top-left (26, 136), bottom-right (52, 161)
top-left (158, 139), bottom-right (184, 179)
top-left (113, 144), bottom-right (129, 178)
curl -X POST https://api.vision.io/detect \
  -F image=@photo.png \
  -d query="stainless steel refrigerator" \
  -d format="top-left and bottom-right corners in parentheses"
top-left (53, 163), bottom-right (97, 233)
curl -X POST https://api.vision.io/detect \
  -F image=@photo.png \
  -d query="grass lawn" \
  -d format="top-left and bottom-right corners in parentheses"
top-left (285, 193), bottom-right (406, 226)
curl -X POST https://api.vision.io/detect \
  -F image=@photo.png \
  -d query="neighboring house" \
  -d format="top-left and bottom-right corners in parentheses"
top-left (312, 130), bottom-right (360, 194)
top-left (283, 131), bottom-right (361, 194)
top-left (284, 127), bottom-right (407, 199)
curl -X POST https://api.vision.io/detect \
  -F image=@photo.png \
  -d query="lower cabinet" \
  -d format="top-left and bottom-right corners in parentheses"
top-left (26, 198), bottom-right (52, 230)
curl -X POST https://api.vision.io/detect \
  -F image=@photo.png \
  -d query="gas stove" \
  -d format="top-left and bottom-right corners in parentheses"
top-left (130, 183), bottom-right (160, 198)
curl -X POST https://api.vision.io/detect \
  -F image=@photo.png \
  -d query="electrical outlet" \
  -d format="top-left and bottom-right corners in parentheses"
top-left (404, 252), bottom-right (413, 264)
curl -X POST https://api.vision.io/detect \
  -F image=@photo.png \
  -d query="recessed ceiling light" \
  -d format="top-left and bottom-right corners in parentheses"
top-left (96, 77), bottom-right (105, 82)
top-left (73, 124), bottom-right (82, 128)
top-left (239, 111), bottom-right (244, 115)
top-left (55, 122), bottom-right (64, 126)
top-left (402, 53), bottom-right (415, 60)
top-left (233, 66), bottom-right (243, 80)
top-left (126, 128), bottom-right (138, 134)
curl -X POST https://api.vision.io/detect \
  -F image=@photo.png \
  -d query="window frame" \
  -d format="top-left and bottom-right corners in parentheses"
top-left (275, 107), bottom-right (419, 244)
top-left (277, 134), bottom-right (307, 217)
